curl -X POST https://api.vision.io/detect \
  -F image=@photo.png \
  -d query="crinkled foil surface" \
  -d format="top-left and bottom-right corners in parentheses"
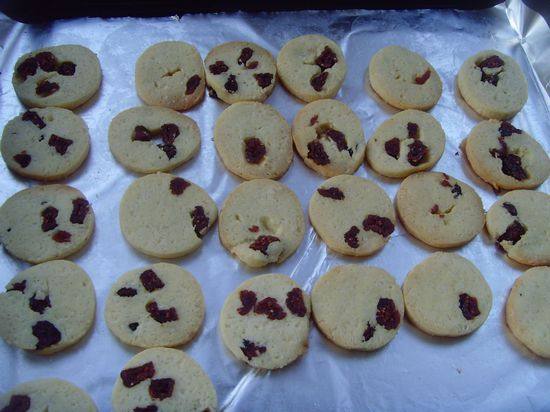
top-left (0, 0), bottom-right (549, 410)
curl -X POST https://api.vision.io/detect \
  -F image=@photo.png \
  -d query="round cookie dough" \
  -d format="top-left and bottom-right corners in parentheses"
top-left (204, 41), bottom-right (276, 104)
top-left (1, 108), bottom-right (90, 181)
top-left (366, 109), bottom-right (446, 178)
top-left (486, 190), bottom-right (550, 266)
top-left (220, 274), bottom-right (310, 369)
top-left (506, 266), bottom-right (550, 358)
top-left (309, 175), bottom-right (396, 257)
top-left (108, 106), bottom-right (200, 174)
top-left (368, 45), bottom-right (442, 111)
top-left (214, 102), bottom-right (292, 180)
top-left (0, 378), bottom-right (97, 411)
top-left (0, 260), bottom-right (95, 355)
top-left (0, 185), bottom-right (95, 263)
top-left (464, 120), bottom-right (549, 190)
top-left (135, 41), bottom-right (205, 111)
top-left (457, 50), bottom-right (528, 119)
top-left (396, 172), bottom-right (484, 248)
top-left (311, 265), bottom-right (404, 351)
top-left (12, 44), bottom-right (101, 110)
top-left (291, 99), bottom-right (366, 177)
top-left (112, 347), bottom-right (217, 412)
top-left (119, 173), bottom-right (217, 258)
top-left (219, 179), bottom-right (305, 268)
top-left (105, 263), bottom-right (204, 348)
top-left (277, 34), bottom-right (347, 102)
top-left (403, 252), bottom-right (492, 337)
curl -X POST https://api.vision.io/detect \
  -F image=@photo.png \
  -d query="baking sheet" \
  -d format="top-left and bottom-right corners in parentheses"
top-left (0, 1), bottom-right (549, 410)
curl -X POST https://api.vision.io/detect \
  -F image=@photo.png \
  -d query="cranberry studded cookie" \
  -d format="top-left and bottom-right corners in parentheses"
top-left (277, 34), bottom-right (347, 102)
top-left (366, 110), bottom-right (446, 178)
top-left (309, 175), bottom-right (396, 257)
top-left (0, 260), bottom-right (95, 355)
top-left (457, 50), bottom-right (528, 119)
top-left (12, 45), bottom-right (101, 109)
top-left (486, 190), bottom-right (550, 266)
top-left (112, 347), bottom-right (217, 412)
top-left (0, 185), bottom-right (94, 263)
top-left (119, 173), bottom-right (217, 258)
top-left (204, 41), bottom-right (276, 104)
top-left (1, 108), bottom-right (90, 181)
top-left (396, 172), bottom-right (484, 248)
top-left (311, 265), bottom-right (403, 351)
top-left (291, 99), bottom-right (366, 177)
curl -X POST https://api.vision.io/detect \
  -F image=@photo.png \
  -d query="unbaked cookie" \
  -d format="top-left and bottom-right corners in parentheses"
top-left (308, 175), bottom-right (395, 257)
top-left (403, 252), bottom-right (492, 337)
top-left (214, 102), bottom-right (292, 180)
top-left (396, 172), bottom-right (484, 248)
top-left (486, 190), bottom-right (550, 266)
top-left (277, 34), bottom-right (347, 102)
top-left (464, 120), bottom-right (549, 190)
top-left (105, 263), bottom-right (204, 348)
top-left (0, 260), bottom-right (95, 355)
top-left (311, 265), bottom-right (403, 351)
top-left (291, 99), bottom-right (365, 177)
top-left (135, 41), bottom-right (205, 111)
top-left (108, 106), bottom-right (200, 174)
top-left (204, 41), bottom-right (276, 104)
top-left (366, 109), bottom-right (445, 178)
top-left (457, 50), bottom-right (528, 119)
top-left (220, 274), bottom-right (310, 369)
top-left (112, 347), bottom-right (217, 412)
top-left (119, 173), bottom-right (217, 258)
top-left (12, 45), bottom-right (101, 109)
top-left (0, 185), bottom-right (94, 263)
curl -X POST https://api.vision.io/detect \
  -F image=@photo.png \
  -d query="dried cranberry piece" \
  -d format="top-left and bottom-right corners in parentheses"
top-left (254, 297), bottom-right (287, 320)
top-left (29, 294), bottom-right (51, 314)
top-left (224, 74), bottom-right (238, 93)
top-left (209, 60), bottom-right (229, 75)
top-left (451, 184), bottom-right (462, 198)
top-left (237, 47), bottom-right (254, 66)
top-left (35, 80), bottom-right (59, 97)
top-left (480, 72), bottom-right (499, 86)
top-left (362, 323), bottom-right (376, 342)
top-left (70, 198), bottom-right (89, 224)
top-left (254, 73), bottom-right (273, 88)
top-left (185, 74), bottom-right (201, 95)
top-left (17, 57), bottom-right (38, 80)
top-left (117, 287), bottom-right (137, 297)
top-left (41, 206), bottom-right (58, 232)
top-left (407, 122), bottom-right (419, 140)
top-left (307, 140), bottom-right (330, 165)
top-left (286, 288), bottom-right (307, 317)
top-left (502, 202), bottom-right (518, 216)
top-left (32, 320), bottom-right (61, 350)
top-left (363, 215), bottom-right (394, 238)
top-left (430, 204), bottom-right (440, 215)
top-left (249, 235), bottom-right (280, 255)
top-left (240, 339), bottom-right (266, 360)
top-left (120, 361), bottom-right (155, 388)
top-left (246, 61), bottom-right (259, 69)
top-left (191, 206), bottom-right (209, 238)
top-left (325, 128), bottom-right (348, 151)
top-left (133, 126), bottom-right (152, 141)
top-left (315, 46), bottom-right (338, 70)
top-left (140, 269), bottom-right (165, 292)
top-left (159, 143), bottom-right (177, 159)
top-left (407, 139), bottom-right (428, 166)
top-left (344, 225), bottom-right (360, 248)
top-left (458, 293), bottom-right (480, 320)
top-left (48, 134), bottom-right (73, 155)
top-left (310, 115), bottom-right (319, 126)
top-left (207, 86), bottom-right (218, 99)
top-left (376, 298), bottom-right (400, 330)
top-left (13, 153), bottom-right (31, 168)
top-left (440, 178), bottom-right (452, 188)
top-left (57, 61), bottom-right (76, 76)
top-left (1, 394), bottom-right (31, 412)
top-left (497, 220), bottom-right (526, 245)
top-left (499, 121), bottom-right (522, 137)
top-left (244, 137), bottom-right (267, 164)
top-left (22, 110), bottom-right (46, 129)
top-left (128, 322), bottom-right (139, 331)
top-left (317, 187), bottom-right (345, 200)
top-left (52, 230), bottom-right (71, 243)
top-left (149, 378), bottom-right (175, 400)
top-left (237, 290), bottom-right (257, 316)
top-left (7, 280), bottom-right (26, 293)
top-left (477, 55), bottom-right (504, 69)
top-left (134, 406), bottom-right (157, 412)
top-left (35, 52), bottom-right (57, 72)
top-left (310, 71), bottom-right (328, 92)
top-left (146, 301), bottom-right (179, 323)
top-left (500, 153), bottom-right (528, 181)
top-left (160, 123), bottom-right (180, 145)
top-left (415, 69), bottom-right (431, 84)
top-left (170, 177), bottom-right (190, 195)
top-left (384, 137), bottom-right (400, 160)
top-left (248, 225), bottom-right (259, 232)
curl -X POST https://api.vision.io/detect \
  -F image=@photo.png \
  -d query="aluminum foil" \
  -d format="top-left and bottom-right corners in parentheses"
top-left (0, 1), bottom-right (549, 410)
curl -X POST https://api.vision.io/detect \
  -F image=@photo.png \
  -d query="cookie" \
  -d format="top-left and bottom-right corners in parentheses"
top-left (291, 99), bottom-right (365, 177)
top-left (214, 102), bottom-right (292, 180)
top-left (219, 179), bottom-right (305, 268)
top-left (308, 175), bottom-right (395, 257)
top-left (112, 347), bottom-right (217, 412)
top-left (1, 108), bottom-right (90, 181)
top-left (204, 41), bottom-right (276, 104)
top-left (311, 265), bottom-right (403, 351)
top-left (220, 274), bottom-right (310, 369)
top-left (403, 252), bottom-right (492, 337)
top-left (105, 263), bottom-right (204, 348)
top-left (119, 173), bottom-right (217, 258)
top-left (277, 34), bottom-right (346, 102)
top-left (0, 378), bottom-right (97, 411)
top-left (108, 106), bottom-right (200, 174)
top-left (135, 41), bottom-right (205, 111)
top-left (457, 50), bottom-right (528, 119)
top-left (366, 109), bottom-right (446, 178)
top-left (486, 190), bottom-right (550, 266)
top-left (0, 260), bottom-right (95, 355)
top-left (0, 185), bottom-right (94, 263)
top-left (368, 45), bottom-right (442, 111)
top-left (12, 45), bottom-right (101, 109)
top-left (396, 172), bottom-right (484, 248)
top-left (506, 266), bottom-right (550, 358)
top-left (464, 120), bottom-right (549, 190)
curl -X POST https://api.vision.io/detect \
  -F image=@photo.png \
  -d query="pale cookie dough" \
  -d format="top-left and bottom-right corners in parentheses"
top-left (220, 274), bottom-right (310, 369)
top-left (396, 172), bottom-right (484, 248)
top-left (12, 44), bottom-right (101, 109)
top-left (0, 185), bottom-right (94, 263)
top-left (291, 99), bottom-right (365, 177)
top-left (0, 260), bottom-right (95, 355)
top-left (309, 175), bottom-right (396, 257)
top-left (486, 190), bottom-right (550, 266)
top-left (119, 173), bottom-right (217, 258)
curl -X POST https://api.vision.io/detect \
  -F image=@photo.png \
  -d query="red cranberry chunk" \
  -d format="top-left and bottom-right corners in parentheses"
top-left (237, 47), bottom-right (254, 65)
top-left (344, 226), bottom-right (360, 248)
top-left (170, 177), bottom-right (190, 195)
top-left (17, 57), bottom-right (38, 80)
top-left (240, 339), bottom-right (266, 360)
top-left (70, 198), bottom-right (89, 224)
top-left (1, 394), bottom-right (31, 412)
top-left (237, 290), bottom-right (257, 316)
top-left (140, 269), bottom-right (165, 292)
top-left (499, 121), bottom-right (522, 137)
top-left (160, 123), bottom-right (180, 145)
top-left (315, 46), bottom-right (338, 70)
top-left (36, 80), bottom-right (59, 97)
top-left (117, 287), bottom-right (138, 297)
top-left (440, 178), bottom-right (452, 187)
top-left (128, 322), bottom-right (139, 331)
top-left (317, 187), bottom-right (345, 200)
top-left (13, 153), bottom-right (31, 168)
top-left (191, 206), bottom-right (209, 238)
top-left (7, 280), bottom-right (26, 293)
top-left (384, 137), bottom-right (400, 160)
top-left (244, 137), bottom-right (266, 164)
top-left (57, 61), bottom-right (76, 76)
top-left (146, 301), bottom-right (178, 323)
top-left (286, 288), bottom-right (307, 317)
top-left (407, 139), bottom-right (428, 166)
top-left (246, 61), bottom-right (259, 69)
top-left (134, 406), bottom-right (157, 412)
top-left (22, 110), bottom-right (46, 129)
top-left (207, 86), bottom-right (218, 99)
top-left (415, 69), bottom-right (431, 85)
top-left (376, 298), bottom-right (400, 330)
top-left (325, 128), bottom-right (348, 151)
top-left (407, 122), bottom-right (419, 140)
top-left (248, 225), bottom-right (259, 232)
top-left (480, 72), bottom-right (499, 86)
top-left (307, 140), bottom-right (330, 165)
top-left (458, 293), bottom-right (480, 320)
top-left (185, 74), bottom-right (201, 95)
top-left (254, 73), bottom-right (273, 88)
top-left (41, 206), bottom-right (58, 232)
top-left (363, 215), bottom-right (394, 238)
top-left (310, 71), bottom-right (328, 92)
top-left (310, 115), bottom-right (319, 126)
top-left (29, 294), bottom-right (51, 314)
top-left (209, 60), bottom-right (229, 75)
top-left (133, 126), bottom-right (152, 141)
top-left (52, 230), bottom-right (71, 243)
top-left (249, 235), bottom-right (280, 256)
top-left (477, 55), bottom-right (504, 69)
top-left (502, 202), bottom-right (518, 216)
top-left (120, 361), bottom-right (156, 388)
top-left (48, 134), bottom-right (73, 155)
top-left (35, 52), bottom-right (57, 72)
top-left (254, 297), bottom-right (287, 320)
top-left (497, 220), bottom-right (526, 245)
top-left (149, 378), bottom-right (175, 400)
top-left (500, 153), bottom-right (528, 180)
top-left (159, 143), bottom-right (177, 159)
top-left (32, 320), bottom-right (61, 350)
top-left (224, 74), bottom-right (238, 93)
top-left (362, 323), bottom-right (376, 342)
